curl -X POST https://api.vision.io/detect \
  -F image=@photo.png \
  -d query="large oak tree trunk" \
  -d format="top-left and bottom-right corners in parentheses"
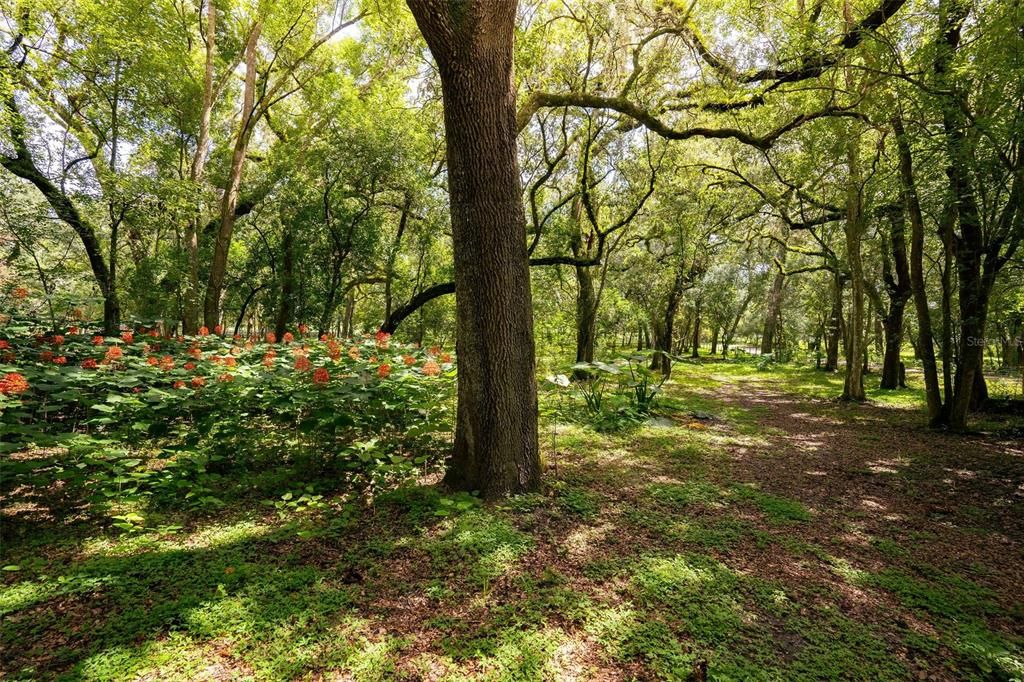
top-left (407, 0), bottom-right (540, 497)
top-left (760, 243), bottom-right (787, 355)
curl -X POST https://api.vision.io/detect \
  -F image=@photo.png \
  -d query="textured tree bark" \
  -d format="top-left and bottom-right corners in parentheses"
top-left (183, 0), bottom-right (217, 335)
top-left (407, 0), bottom-right (540, 497)
top-left (895, 115), bottom-right (945, 425)
top-left (760, 250), bottom-right (786, 355)
top-left (879, 206), bottom-right (912, 389)
top-left (841, 123), bottom-right (867, 401)
top-left (204, 21), bottom-right (261, 329)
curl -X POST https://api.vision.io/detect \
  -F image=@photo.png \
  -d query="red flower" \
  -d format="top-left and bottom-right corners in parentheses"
top-left (184, 362), bottom-right (196, 371)
top-left (320, 333), bottom-right (330, 342)
top-left (40, 350), bottom-right (54, 362)
top-left (294, 355), bottom-right (312, 372)
top-left (68, 326), bottom-right (79, 335)
top-left (172, 380), bottom-right (185, 389)
top-left (403, 354), bottom-right (416, 366)
top-left (298, 323), bottom-right (309, 335)
top-left (191, 376), bottom-right (206, 388)
top-left (81, 358), bottom-right (98, 369)
top-left (92, 335), bottom-right (104, 345)
top-left (198, 326), bottom-right (210, 336)
top-left (0, 372), bottom-right (29, 395)
top-left (105, 346), bottom-right (123, 361)
top-left (53, 335), bottom-right (65, 346)
top-left (375, 331), bottom-right (390, 349)
top-left (224, 357), bottom-right (236, 368)
top-left (440, 352), bottom-right (452, 364)
top-left (53, 356), bottom-right (67, 365)
top-left (147, 356), bottom-right (159, 366)
top-left (283, 332), bottom-right (294, 344)
top-left (313, 367), bottom-right (330, 385)
top-left (422, 359), bottom-right (441, 377)
top-left (266, 332), bottom-right (277, 344)
top-left (348, 346), bottom-right (361, 361)
top-left (120, 331), bottom-right (134, 344)
top-left (428, 345), bottom-right (441, 356)
top-left (377, 363), bottom-right (391, 379)
top-left (188, 346), bottom-right (202, 358)
top-left (0, 340), bottom-right (8, 350)
top-left (160, 355), bottom-right (175, 371)
top-left (217, 373), bottom-right (233, 382)
top-left (214, 325), bottom-right (223, 336)
top-left (13, 287), bottom-right (28, 299)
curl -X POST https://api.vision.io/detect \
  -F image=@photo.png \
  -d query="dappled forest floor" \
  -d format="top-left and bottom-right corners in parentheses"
top-left (2, 363), bottom-right (1023, 681)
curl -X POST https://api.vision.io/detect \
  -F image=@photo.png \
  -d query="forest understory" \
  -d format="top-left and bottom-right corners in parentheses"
top-left (3, 361), bottom-right (1022, 682)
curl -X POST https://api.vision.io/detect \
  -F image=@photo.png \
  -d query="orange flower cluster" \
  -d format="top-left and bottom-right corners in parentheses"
top-left (421, 359), bottom-right (441, 376)
top-left (377, 363), bottom-right (391, 378)
top-left (105, 346), bottom-right (123, 362)
top-left (81, 358), bottom-right (98, 369)
top-left (313, 367), bottom-right (330, 385)
top-left (120, 331), bottom-right (134, 344)
top-left (0, 372), bottom-right (29, 395)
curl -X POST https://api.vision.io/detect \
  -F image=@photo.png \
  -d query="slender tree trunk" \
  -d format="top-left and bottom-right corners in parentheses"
top-left (574, 261), bottom-right (597, 364)
top-left (879, 206), bottom-right (912, 389)
top-left (842, 122), bottom-right (867, 401)
top-left (691, 298), bottom-right (702, 358)
top-left (204, 22), bottom-right (261, 329)
top-left (407, 0), bottom-right (540, 497)
top-left (825, 273), bottom-right (844, 372)
top-left (723, 289), bottom-right (753, 357)
top-left (183, 0), bottom-right (217, 334)
top-left (760, 241), bottom-right (787, 355)
top-left (895, 115), bottom-right (944, 425)
top-left (274, 225), bottom-right (295, 340)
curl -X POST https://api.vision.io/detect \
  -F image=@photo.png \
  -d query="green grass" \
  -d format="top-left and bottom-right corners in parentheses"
top-left (3, 359), bottom-right (1022, 680)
